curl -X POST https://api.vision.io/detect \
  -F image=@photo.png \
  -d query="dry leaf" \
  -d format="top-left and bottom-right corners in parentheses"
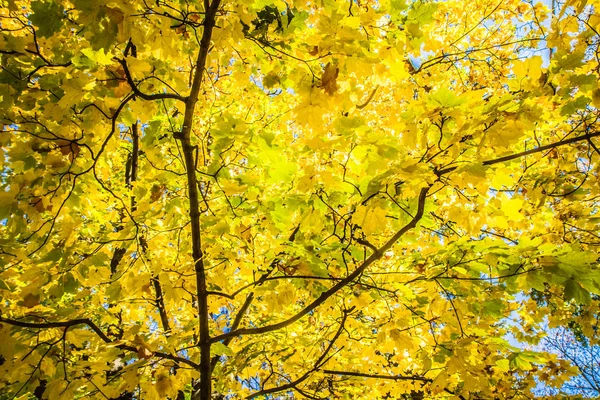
top-left (321, 62), bottom-right (339, 95)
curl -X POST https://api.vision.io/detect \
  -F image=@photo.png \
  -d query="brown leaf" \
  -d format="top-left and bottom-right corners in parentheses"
top-left (31, 197), bottom-right (51, 213)
top-left (321, 62), bottom-right (339, 96)
top-left (133, 335), bottom-right (153, 359)
top-left (56, 139), bottom-right (80, 160)
top-left (23, 293), bottom-right (40, 308)
top-left (113, 80), bottom-right (131, 97)
top-left (150, 184), bottom-right (166, 203)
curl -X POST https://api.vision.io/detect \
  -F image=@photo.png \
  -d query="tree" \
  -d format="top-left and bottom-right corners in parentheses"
top-left (1, 0), bottom-right (600, 398)
top-left (540, 326), bottom-right (600, 397)
top-left (536, 295), bottom-right (600, 398)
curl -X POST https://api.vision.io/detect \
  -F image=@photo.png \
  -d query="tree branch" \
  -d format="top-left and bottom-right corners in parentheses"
top-left (322, 370), bottom-right (431, 382)
top-left (153, 276), bottom-right (172, 334)
top-left (355, 85), bottom-right (379, 110)
top-left (173, 1), bottom-right (222, 398)
top-left (210, 293), bottom-right (254, 371)
top-left (0, 316), bottom-right (198, 369)
top-left (209, 186), bottom-right (430, 344)
top-left (116, 58), bottom-right (186, 103)
top-left (246, 308), bottom-right (352, 399)
top-left (436, 131), bottom-right (600, 176)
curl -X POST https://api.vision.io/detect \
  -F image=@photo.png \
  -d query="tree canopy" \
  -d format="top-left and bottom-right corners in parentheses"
top-left (540, 323), bottom-right (600, 397)
top-left (1, 0), bottom-right (600, 398)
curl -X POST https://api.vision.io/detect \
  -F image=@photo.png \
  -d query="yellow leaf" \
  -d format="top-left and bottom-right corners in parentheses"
top-left (353, 205), bottom-right (388, 235)
top-left (156, 371), bottom-right (179, 398)
top-left (43, 380), bottom-right (70, 400)
top-left (501, 196), bottom-right (524, 221)
top-left (41, 357), bottom-right (56, 377)
top-left (140, 381), bottom-right (161, 400)
top-left (512, 56), bottom-right (543, 81)
top-left (495, 359), bottom-right (510, 372)
top-left (430, 371), bottom-right (449, 394)
top-left (80, 48), bottom-right (114, 66)
top-left (221, 181), bottom-right (248, 196)
top-left (490, 168), bottom-right (514, 189)
top-left (124, 56), bottom-right (153, 79)
top-left (120, 367), bottom-right (139, 392)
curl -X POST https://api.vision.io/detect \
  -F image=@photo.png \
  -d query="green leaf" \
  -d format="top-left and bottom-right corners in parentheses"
top-left (564, 279), bottom-right (590, 304)
top-left (560, 95), bottom-right (591, 116)
top-left (29, 1), bottom-right (64, 38)
top-left (509, 353), bottom-right (532, 370)
top-left (212, 342), bottom-right (233, 357)
top-left (553, 51), bottom-right (585, 72)
top-left (390, 0), bottom-right (409, 12)
top-left (428, 87), bottom-right (465, 108)
top-left (407, 2), bottom-right (438, 24)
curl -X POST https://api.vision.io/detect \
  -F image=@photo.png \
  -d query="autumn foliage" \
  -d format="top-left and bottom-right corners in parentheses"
top-left (1, 0), bottom-right (600, 399)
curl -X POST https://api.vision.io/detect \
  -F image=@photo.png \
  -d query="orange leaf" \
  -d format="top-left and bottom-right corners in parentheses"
top-left (321, 62), bottom-right (339, 95)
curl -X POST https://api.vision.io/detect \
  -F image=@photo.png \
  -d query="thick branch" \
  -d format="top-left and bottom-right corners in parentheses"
top-left (322, 370), bottom-right (431, 382)
top-left (322, 370), bottom-right (466, 399)
top-left (174, 1), bottom-right (222, 399)
top-left (436, 131), bottom-right (600, 176)
top-left (0, 316), bottom-right (197, 369)
top-left (210, 293), bottom-right (254, 371)
top-left (130, 122), bottom-right (140, 210)
top-left (153, 277), bottom-right (172, 333)
top-left (209, 186), bottom-right (430, 344)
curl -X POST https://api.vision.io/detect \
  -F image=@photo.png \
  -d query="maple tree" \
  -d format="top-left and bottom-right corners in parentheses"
top-left (540, 323), bottom-right (600, 397)
top-left (1, 0), bottom-right (600, 398)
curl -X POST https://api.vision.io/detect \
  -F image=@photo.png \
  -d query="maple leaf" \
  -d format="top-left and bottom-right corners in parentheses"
top-left (132, 335), bottom-right (153, 360)
top-left (22, 293), bottom-right (40, 308)
top-left (321, 62), bottom-right (339, 95)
